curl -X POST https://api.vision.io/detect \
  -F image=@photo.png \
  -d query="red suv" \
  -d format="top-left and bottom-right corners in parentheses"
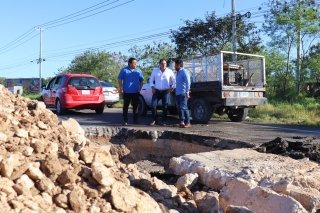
top-left (41, 73), bottom-right (105, 115)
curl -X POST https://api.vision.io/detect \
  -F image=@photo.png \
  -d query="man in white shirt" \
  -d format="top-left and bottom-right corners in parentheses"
top-left (149, 59), bottom-right (175, 125)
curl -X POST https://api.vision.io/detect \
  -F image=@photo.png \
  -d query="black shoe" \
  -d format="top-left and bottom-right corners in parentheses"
top-left (161, 121), bottom-right (167, 126)
top-left (123, 121), bottom-right (128, 126)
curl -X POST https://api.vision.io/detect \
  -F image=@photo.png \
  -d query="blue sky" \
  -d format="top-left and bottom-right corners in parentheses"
top-left (0, 0), bottom-right (267, 79)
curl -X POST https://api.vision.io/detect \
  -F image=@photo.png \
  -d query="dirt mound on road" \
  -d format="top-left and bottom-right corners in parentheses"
top-left (258, 136), bottom-right (320, 163)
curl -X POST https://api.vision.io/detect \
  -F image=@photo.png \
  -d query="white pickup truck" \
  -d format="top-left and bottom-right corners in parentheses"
top-left (137, 51), bottom-right (267, 123)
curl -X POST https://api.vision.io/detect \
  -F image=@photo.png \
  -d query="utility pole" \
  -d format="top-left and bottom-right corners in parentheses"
top-left (231, 0), bottom-right (237, 63)
top-left (36, 27), bottom-right (45, 93)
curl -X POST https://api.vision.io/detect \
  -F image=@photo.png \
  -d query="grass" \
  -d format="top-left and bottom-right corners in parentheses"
top-left (22, 93), bottom-right (42, 101)
top-left (247, 99), bottom-right (320, 127)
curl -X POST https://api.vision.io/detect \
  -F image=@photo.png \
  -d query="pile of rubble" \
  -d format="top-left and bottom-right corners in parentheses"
top-left (0, 84), bottom-right (185, 212)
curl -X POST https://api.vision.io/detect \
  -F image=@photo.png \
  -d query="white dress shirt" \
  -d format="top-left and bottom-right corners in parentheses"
top-left (149, 67), bottom-right (175, 90)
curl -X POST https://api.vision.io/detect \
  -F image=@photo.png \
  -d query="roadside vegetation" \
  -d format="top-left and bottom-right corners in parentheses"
top-left (23, 92), bottom-right (41, 101)
top-left (248, 98), bottom-right (320, 127)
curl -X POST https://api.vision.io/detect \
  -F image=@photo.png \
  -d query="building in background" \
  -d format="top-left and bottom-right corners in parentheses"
top-left (4, 78), bottom-right (44, 93)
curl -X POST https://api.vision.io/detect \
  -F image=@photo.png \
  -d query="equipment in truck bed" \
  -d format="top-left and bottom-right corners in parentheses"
top-left (223, 63), bottom-right (244, 86)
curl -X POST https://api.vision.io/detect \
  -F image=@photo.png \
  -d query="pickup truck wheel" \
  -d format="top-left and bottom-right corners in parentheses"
top-left (55, 99), bottom-right (66, 115)
top-left (191, 99), bottom-right (213, 124)
top-left (228, 108), bottom-right (248, 122)
top-left (137, 95), bottom-right (147, 116)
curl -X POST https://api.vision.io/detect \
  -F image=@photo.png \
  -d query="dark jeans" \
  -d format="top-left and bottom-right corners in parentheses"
top-left (151, 89), bottom-right (170, 122)
top-left (122, 92), bottom-right (139, 122)
top-left (176, 94), bottom-right (190, 124)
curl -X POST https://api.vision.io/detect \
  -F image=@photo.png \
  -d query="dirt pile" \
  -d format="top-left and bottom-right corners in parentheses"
top-left (0, 84), bottom-right (180, 212)
top-left (257, 136), bottom-right (320, 163)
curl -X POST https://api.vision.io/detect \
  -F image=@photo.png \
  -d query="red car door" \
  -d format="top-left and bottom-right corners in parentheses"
top-left (42, 77), bottom-right (56, 107)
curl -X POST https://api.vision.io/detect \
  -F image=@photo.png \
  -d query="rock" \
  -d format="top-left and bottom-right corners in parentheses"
top-left (54, 193), bottom-right (68, 208)
top-left (16, 174), bottom-right (35, 189)
top-left (175, 173), bottom-right (199, 191)
top-left (40, 154), bottom-right (62, 179)
top-left (57, 170), bottom-right (79, 186)
top-left (193, 191), bottom-right (220, 213)
top-left (26, 162), bottom-right (45, 181)
top-left (80, 146), bottom-right (114, 167)
top-left (111, 181), bottom-right (162, 213)
top-left (220, 178), bottom-right (308, 213)
top-left (0, 177), bottom-right (17, 196)
top-left (15, 129), bottom-right (28, 138)
top-left (0, 153), bottom-right (21, 178)
top-left (152, 176), bottom-right (177, 198)
top-left (91, 162), bottom-right (115, 187)
top-left (68, 186), bottom-right (86, 212)
top-left (64, 146), bottom-right (78, 164)
top-left (35, 177), bottom-right (55, 193)
top-left (0, 132), bottom-right (8, 142)
top-left (37, 121), bottom-right (48, 130)
top-left (273, 179), bottom-right (320, 212)
top-left (226, 205), bottom-right (253, 213)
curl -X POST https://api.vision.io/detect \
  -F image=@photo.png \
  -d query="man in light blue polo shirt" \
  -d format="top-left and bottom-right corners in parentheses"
top-left (175, 59), bottom-right (191, 128)
top-left (118, 57), bottom-right (144, 125)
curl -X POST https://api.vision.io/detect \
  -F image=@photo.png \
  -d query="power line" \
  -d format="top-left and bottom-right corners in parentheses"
top-left (38, 0), bottom-right (117, 27)
top-left (41, 0), bottom-right (134, 29)
top-left (0, 31), bottom-right (171, 72)
top-left (44, 32), bottom-right (171, 59)
top-left (0, 28), bottom-right (38, 54)
top-left (0, 0), bottom-right (135, 55)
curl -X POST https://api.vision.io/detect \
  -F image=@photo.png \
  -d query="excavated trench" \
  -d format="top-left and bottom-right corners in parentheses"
top-left (85, 126), bottom-right (255, 179)
top-left (85, 126), bottom-right (320, 176)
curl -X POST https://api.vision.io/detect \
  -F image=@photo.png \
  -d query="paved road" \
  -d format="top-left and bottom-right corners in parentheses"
top-left (58, 108), bottom-right (320, 145)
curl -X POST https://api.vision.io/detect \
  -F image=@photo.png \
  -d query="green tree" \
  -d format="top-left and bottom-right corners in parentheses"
top-left (305, 43), bottom-right (320, 83)
top-left (264, 49), bottom-right (295, 99)
top-left (65, 51), bottom-right (124, 86)
top-left (263, 0), bottom-right (320, 95)
top-left (128, 42), bottom-right (176, 79)
top-left (170, 12), bottom-right (263, 58)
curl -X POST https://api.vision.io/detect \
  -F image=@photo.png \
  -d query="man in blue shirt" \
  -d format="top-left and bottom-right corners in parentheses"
top-left (118, 57), bottom-right (144, 125)
top-left (175, 59), bottom-right (191, 128)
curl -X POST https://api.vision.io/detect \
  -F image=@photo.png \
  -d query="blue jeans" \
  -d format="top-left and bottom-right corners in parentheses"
top-left (151, 89), bottom-right (169, 122)
top-left (176, 94), bottom-right (190, 124)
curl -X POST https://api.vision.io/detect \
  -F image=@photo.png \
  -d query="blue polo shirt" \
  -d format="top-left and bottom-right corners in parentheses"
top-left (118, 66), bottom-right (144, 93)
top-left (175, 68), bottom-right (191, 95)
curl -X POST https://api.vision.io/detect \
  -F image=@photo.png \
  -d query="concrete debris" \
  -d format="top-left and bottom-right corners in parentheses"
top-left (170, 149), bottom-right (320, 212)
